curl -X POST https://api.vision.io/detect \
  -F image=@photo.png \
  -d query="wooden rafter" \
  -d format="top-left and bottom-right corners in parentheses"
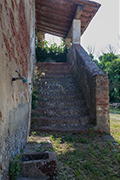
top-left (35, 0), bottom-right (101, 37)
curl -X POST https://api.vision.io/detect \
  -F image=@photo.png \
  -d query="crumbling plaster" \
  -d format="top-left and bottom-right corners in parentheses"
top-left (0, 0), bottom-right (35, 179)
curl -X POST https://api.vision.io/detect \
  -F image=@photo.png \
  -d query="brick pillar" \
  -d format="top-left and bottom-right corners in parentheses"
top-left (95, 74), bottom-right (110, 132)
top-left (72, 19), bottom-right (81, 45)
top-left (65, 38), bottom-right (71, 48)
top-left (37, 31), bottom-right (45, 47)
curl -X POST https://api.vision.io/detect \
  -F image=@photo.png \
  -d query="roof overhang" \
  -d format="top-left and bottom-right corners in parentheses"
top-left (35, 0), bottom-right (101, 38)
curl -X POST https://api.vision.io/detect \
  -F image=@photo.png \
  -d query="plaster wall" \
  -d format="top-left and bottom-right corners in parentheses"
top-left (0, 0), bottom-right (35, 179)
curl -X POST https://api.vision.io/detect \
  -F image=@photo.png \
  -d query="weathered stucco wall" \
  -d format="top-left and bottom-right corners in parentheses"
top-left (0, 0), bottom-right (35, 179)
top-left (67, 45), bottom-right (110, 133)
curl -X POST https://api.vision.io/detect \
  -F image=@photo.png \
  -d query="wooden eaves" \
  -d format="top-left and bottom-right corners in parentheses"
top-left (35, 0), bottom-right (101, 38)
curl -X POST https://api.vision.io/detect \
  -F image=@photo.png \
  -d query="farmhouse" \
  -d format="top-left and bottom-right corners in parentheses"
top-left (0, 0), bottom-right (109, 179)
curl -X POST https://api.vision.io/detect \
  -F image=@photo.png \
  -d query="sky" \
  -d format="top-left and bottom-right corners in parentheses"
top-left (81, 0), bottom-right (120, 58)
top-left (45, 0), bottom-right (120, 58)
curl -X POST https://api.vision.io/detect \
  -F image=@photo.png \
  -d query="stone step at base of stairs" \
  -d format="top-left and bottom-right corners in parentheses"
top-left (31, 125), bottom-right (94, 133)
top-left (32, 116), bottom-right (91, 127)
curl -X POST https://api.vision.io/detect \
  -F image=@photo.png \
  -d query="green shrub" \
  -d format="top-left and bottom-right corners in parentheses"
top-left (91, 53), bottom-right (120, 103)
top-left (32, 88), bottom-right (38, 109)
top-left (36, 39), bottom-right (68, 62)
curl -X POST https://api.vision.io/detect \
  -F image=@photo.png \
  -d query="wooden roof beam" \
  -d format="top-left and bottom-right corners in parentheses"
top-left (72, 0), bottom-right (101, 8)
top-left (38, 21), bottom-right (69, 32)
top-left (36, 0), bottom-right (75, 9)
top-left (36, 9), bottom-right (73, 22)
top-left (37, 26), bottom-right (67, 37)
top-left (35, 0), bottom-right (101, 38)
top-left (36, 17), bottom-right (70, 28)
top-left (36, 1), bottom-right (76, 13)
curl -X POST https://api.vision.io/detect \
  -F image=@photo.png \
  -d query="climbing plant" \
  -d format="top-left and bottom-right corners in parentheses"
top-left (9, 154), bottom-right (22, 180)
top-left (36, 39), bottom-right (68, 62)
top-left (32, 88), bottom-right (38, 109)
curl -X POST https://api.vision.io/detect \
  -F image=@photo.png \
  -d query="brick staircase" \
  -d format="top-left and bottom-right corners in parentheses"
top-left (31, 62), bottom-right (93, 132)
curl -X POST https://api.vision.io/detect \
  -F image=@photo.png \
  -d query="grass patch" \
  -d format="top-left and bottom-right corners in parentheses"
top-left (109, 107), bottom-right (120, 114)
top-left (110, 113), bottom-right (120, 145)
top-left (29, 114), bottom-right (120, 180)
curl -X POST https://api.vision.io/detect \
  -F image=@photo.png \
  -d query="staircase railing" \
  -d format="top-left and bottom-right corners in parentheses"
top-left (67, 44), bottom-right (110, 133)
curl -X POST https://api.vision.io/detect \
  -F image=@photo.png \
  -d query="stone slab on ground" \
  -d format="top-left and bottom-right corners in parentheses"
top-left (18, 141), bottom-right (58, 180)
top-left (102, 135), bottom-right (115, 142)
top-left (24, 141), bottom-right (52, 154)
top-left (17, 177), bottom-right (49, 180)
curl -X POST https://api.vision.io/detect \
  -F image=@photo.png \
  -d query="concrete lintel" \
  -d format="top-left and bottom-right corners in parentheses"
top-left (72, 19), bottom-right (81, 45)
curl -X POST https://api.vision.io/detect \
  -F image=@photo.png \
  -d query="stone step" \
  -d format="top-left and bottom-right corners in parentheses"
top-left (36, 62), bottom-right (73, 74)
top-left (36, 78), bottom-right (77, 90)
top-left (32, 107), bottom-right (89, 118)
top-left (31, 116), bottom-right (91, 127)
top-left (36, 99), bottom-right (86, 108)
top-left (37, 94), bottom-right (85, 104)
top-left (38, 90), bottom-right (82, 99)
top-left (40, 88), bottom-right (83, 97)
top-left (38, 75), bottom-right (75, 83)
top-left (39, 81), bottom-right (77, 90)
top-left (31, 125), bottom-right (94, 133)
top-left (38, 78), bottom-right (79, 88)
top-left (39, 73), bottom-right (74, 79)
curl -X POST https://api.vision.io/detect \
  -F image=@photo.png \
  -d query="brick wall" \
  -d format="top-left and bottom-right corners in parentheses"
top-left (95, 75), bottom-right (110, 132)
top-left (0, 0), bottom-right (35, 179)
top-left (2, 0), bottom-right (30, 76)
top-left (67, 44), bottom-right (110, 132)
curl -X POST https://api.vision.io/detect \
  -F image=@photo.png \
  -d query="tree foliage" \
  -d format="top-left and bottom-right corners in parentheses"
top-left (92, 53), bottom-right (120, 102)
